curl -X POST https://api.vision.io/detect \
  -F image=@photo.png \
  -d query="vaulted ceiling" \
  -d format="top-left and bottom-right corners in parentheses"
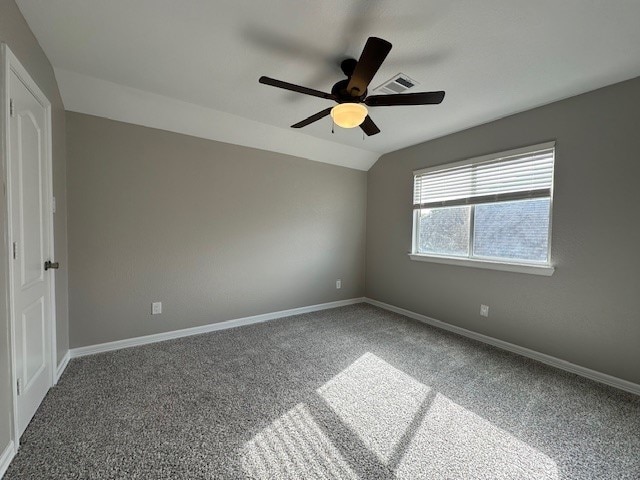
top-left (17, 0), bottom-right (640, 170)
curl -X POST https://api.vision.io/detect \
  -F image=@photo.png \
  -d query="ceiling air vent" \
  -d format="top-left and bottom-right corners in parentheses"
top-left (372, 73), bottom-right (419, 95)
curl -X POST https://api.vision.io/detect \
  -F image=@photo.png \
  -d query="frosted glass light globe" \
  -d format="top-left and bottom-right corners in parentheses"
top-left (330, 103), bottom-right (368, 128)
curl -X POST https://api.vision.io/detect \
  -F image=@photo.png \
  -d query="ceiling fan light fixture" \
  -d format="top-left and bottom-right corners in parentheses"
top-left (330, 103), bottom-right (368, 129)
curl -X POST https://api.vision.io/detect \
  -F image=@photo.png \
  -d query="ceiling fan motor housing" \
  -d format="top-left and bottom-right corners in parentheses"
top-left (331, 78), bottom-right (367, 103)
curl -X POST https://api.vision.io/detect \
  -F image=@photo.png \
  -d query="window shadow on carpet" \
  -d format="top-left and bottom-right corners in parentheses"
top-left (241, 352), bottom-right (559, 479)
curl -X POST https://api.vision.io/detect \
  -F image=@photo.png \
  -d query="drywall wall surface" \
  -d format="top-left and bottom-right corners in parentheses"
top-left (66, 112), bottom-right (366, 348)
top-left (0, 0), bottom-right (69, 453)
top-left (366, 76), bottom-right (640, 384)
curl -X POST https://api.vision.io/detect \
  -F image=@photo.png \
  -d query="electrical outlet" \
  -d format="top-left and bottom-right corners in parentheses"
top-left (336, 279), bottom-right (342, 289)
top-left (480, 304), bottom-right (489, 317)
top-left (151, 302), bottom-right (162, 315)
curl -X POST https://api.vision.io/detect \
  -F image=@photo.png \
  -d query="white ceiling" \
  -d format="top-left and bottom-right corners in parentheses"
top-left (16, 0), bottom-right (640, 170)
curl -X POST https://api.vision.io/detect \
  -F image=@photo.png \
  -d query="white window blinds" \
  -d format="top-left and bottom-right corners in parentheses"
top-left (413, 145), bottom-right (555, 209)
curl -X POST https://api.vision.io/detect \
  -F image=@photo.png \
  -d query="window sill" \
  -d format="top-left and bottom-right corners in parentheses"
top-left (408, 254), bottom-right (555, 276)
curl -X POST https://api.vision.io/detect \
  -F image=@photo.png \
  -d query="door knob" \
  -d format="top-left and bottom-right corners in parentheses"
top-left (44, 261), bottom-right (59, 271)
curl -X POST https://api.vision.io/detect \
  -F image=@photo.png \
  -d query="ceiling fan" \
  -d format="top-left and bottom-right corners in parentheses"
top-left (259, 37), bottom-right (445, 136)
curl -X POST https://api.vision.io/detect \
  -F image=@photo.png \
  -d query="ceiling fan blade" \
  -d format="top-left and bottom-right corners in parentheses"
top-left (346, 37), bottom-right (392, 97)
top-left (360, 115), bottom-right (381, 136)
top-left (365, 91), bottom-right (445, 106)
top-left (291, 107), bottom-right (333, 128)
top-left (259, 76), bottom-right (336, 100)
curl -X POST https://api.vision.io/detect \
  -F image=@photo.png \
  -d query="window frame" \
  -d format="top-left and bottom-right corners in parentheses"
top-left (409, 142), bottom-right (555, 276)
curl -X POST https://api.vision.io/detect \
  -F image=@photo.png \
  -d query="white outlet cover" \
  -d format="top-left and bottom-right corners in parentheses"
top-left (152, 302), bottom-right (162, 315)
top-left (480, 305), bottom-right (489, 317)
top-left (336, 279), bottom-right (342, 289)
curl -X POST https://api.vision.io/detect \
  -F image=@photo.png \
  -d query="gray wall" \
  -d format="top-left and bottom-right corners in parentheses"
top-left (66, 112), bottom-right (366, 348)
top-left (366, 76), bottom-right (640, 385)
top-left (0, 0), bottom-right (69, 456)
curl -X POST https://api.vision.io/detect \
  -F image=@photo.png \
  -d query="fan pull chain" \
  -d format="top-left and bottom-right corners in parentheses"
top-left (331, 121), bottom-right (335, 134)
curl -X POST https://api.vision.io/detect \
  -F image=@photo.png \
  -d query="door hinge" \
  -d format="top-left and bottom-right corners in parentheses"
top-left (9, 98), bottom-right (14, 117)
top-left (16, 378), bottom-right (21, 395)
top-left (12, 242), bottom-right (17, 259)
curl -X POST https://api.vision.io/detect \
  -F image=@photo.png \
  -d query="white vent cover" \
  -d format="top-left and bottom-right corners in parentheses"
top-left (372, 73), bottom-right (419, 95)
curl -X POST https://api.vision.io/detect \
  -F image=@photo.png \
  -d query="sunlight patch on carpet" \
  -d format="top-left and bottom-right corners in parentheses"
top-left (395, 393), bottom-right (559, 479)
top-left (317, 352), bottom-right (431, 463)
top-left (241, 403), bottom-right (358, 480)
top-left (243, 352), bottom-right (559, 479)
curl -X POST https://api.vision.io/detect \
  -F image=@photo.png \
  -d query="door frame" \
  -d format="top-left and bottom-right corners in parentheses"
top-left (1, 44), bottom-right (57, 448)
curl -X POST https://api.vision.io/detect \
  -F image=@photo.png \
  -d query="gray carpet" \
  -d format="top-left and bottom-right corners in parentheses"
top-left (5, 303), bottom-right (640, 479)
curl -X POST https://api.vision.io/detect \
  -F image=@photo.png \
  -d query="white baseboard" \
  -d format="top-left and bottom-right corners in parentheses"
top-left (0, 441), bottom-right (16, 479)
top-left (365, 298), bottom-right (640, 396)
top-left (70, 297), bottom-right (366, 359)
top-left (55, 350), bottom-right (70, 383)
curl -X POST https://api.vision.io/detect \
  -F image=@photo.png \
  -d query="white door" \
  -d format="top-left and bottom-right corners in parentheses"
top-left (8, 65), bottom-right (54, 437)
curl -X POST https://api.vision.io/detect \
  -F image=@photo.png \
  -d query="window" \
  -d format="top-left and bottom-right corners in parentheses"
top-left (410, 142), bottom-right (555, 275)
